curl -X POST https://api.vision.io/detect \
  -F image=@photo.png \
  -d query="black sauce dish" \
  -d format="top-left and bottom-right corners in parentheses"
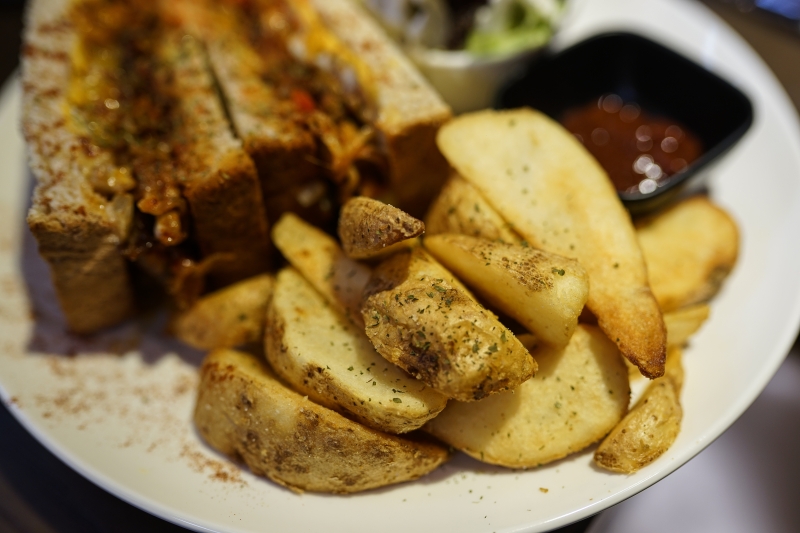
top-left (495, 31), bottom-right (754, 216)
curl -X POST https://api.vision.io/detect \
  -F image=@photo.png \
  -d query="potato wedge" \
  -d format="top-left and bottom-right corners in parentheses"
top-left (437, 109), bottom-right (666, 379)
top-left (594, 346), bottom-right (684, 474)
top-left (170, 274), bottom-right (274, 350)
top-left (664, 304), bottom-right (710, 349)
top-left (626, 310), bottom-right (698, 382)
top-left (265, 268), bottom-right (447, 434)
top-left (362, 247), bottom-right (536, 401)
top-left (637, 196), bottom-right (739, 312)
top-left (424, 173), bottom-right (521, 244)
top-left (194, 348), bottom-right (450, 493)
top-left (424, 234), bottom-right (589, 347)
top-left (338, 196), bottom-right (425, 260)
top-left (271, 212), bottom-right (371, 327)
top-left (424, 325), bottom-right (630, 468)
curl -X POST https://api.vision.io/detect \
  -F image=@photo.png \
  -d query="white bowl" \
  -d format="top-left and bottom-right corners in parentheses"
top-left (409, 46), bottom-right (543, 114)
top-left (402, 0), bottom-right (580, 114)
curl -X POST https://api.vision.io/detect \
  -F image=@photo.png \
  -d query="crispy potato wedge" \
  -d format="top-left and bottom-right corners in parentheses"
top-left (424, 173), bottom-right (521, 244)
top-left (362, 247), bottom-right (536, 401)
top-left (437, 109), bottom-right (666, 379)
top-left (424, 325), bottom-right (630, 468)
top-left (265, 268), bottom-right (447, 434)
top-left (338, 196), bottom-right (425, 260)
top-left (664, 304), bottom-right (710, 349)
top-left (424, 234), bottom-right (589, 347)
top-left (271, 212), bottom-right (371, 327)
top-left (626, 307), bottom-right (700, 381)
top-left (594, 346), bottom-right (684, 473)
top-left (636, 196), bottom-right (739, 312)
top-left (170, 274), bottom-right (274, 350)
top-left (194, 348), bottom-right (450, 493)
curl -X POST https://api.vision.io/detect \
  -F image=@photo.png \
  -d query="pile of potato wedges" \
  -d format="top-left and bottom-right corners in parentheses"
top-left (176, 109), bottom-right (740, 493)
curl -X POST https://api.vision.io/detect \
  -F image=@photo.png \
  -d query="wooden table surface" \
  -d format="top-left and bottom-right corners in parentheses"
top-left (0, 1), bottom-right (798, 532)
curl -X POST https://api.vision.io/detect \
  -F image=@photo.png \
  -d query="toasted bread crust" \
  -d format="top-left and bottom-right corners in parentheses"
top-left (22, 0), bottom-right (135, 332)
top-left (165, 32), bottom-right (271, 283)
top-left (170, 0), bottom-right (452, 217)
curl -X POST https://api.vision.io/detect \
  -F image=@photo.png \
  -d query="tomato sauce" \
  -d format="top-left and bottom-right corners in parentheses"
top-left (560, 94), bottom-right (703, 194)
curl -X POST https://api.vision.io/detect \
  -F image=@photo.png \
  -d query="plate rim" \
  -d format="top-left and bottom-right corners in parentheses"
top-left (2, 0), bottom-right (800, 531)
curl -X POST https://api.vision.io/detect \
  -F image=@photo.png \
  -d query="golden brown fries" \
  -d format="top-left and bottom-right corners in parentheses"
top-left (424, 325), bottom-right (630, 468)
top-left (338, 196), bottom-right (425, 260)
top-left (362, 247), bottom-right (536, 401)
top-left (424, 234), bottom-right (589, 347)
top-left (424, 173), bottom-right (522, 244)
top-left (185, 104), bottom-right (742, 489)
top-left (272, 212), bottom-right (371, 327)
top-left (437, 109), bottom-right (666, 379)
top-left (194, 349), bottom-right (449, 493)
top-left (636, 196), bottom-right (739, 312)
top-left (170, 274), bottom-right (274, 350)
top-left (265, 268), bottom-right (447, 434)
top-left (594, 347), bottom-right (684, 474)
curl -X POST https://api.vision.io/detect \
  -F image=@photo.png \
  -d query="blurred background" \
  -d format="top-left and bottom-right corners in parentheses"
top-left (0, 0), bottom-right (798, 532)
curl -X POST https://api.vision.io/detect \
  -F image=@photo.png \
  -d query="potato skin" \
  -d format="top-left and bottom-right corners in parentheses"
top-left (594, 378), bottom-right (682, 474)
top-left (362, 247), bottom-right (536, 401)
top-left (265, 268), bottom-right (447, 434)
top-left (338, 196), bottom-right (425, 260)
top-left (194, 349), bottom-right (450, 493)
top-left (595, 346), bottom-right (684, 473)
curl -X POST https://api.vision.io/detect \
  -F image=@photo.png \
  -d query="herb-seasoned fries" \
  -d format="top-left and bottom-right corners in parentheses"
top-left (188, 108), bottom-right (741, 491)
top-left (425, 325), bottom-right (630, 467)
top-left (338, 196), bottom-right (425, 260)
top-left (265, 268), bottom-right (447, 434)
top-left (272, 212), bottom-right (371, 328)
top-left (424, 173), bottom-right (522, 244)
top-left (194, 349), bottom-right (449, 493)
top-left (425, 234), bottom-right (589, 347)
top-left (362, 247), bottom-right (536, 401)
top-left (437, 109), bottom-right (667, 379)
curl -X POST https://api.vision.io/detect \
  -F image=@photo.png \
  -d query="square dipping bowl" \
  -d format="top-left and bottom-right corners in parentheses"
top-left (496, 31), bottom-right (754, 215)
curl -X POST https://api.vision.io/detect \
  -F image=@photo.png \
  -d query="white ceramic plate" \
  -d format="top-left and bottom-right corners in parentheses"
top-left (2, 0), bottom-right (800, 531)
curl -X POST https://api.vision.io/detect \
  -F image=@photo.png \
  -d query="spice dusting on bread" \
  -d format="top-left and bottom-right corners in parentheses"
top-left (22, 0), bottom-right (451, 333)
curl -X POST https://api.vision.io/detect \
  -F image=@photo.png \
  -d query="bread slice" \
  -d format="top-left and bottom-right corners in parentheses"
top-left (163, 0), bottom-right (333, 229)
top-left (156, 30), bottom-right (271, 284)
top-left (167, 0), bottom-right (452, 220)
top-left (294, 0), bottom-right (453, 214)
top-left (22, 0), bottom-right (272, 331)
top-left (22, 0), bottom-right (136, 333)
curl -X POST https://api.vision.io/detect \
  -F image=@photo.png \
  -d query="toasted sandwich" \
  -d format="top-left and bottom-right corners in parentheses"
top-left (22, 0), bottom-right (452, 333)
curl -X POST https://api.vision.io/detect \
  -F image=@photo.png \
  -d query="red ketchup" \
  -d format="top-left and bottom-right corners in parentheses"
top-left (560, 94), bottom-right (703, 194)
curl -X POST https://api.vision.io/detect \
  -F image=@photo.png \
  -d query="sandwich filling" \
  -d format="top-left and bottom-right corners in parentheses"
top-left (196, 0), bottom-right (392, 227)
top-left (65, 0), bottom-right (397, 305)
top-left (67, 0), bottom-right (274, 306)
